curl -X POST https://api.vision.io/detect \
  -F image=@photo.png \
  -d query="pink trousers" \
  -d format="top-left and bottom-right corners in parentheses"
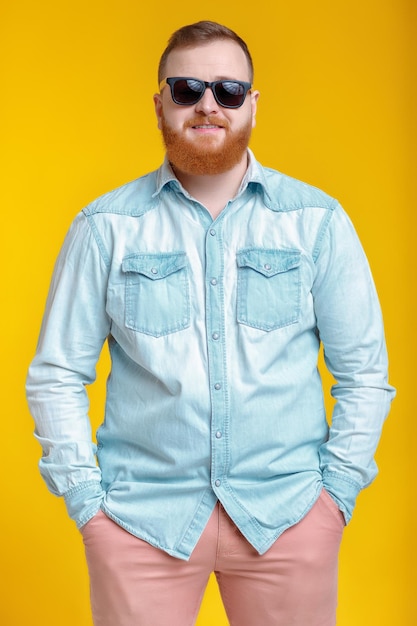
top-left (81, 489), bottom-right (345, 626)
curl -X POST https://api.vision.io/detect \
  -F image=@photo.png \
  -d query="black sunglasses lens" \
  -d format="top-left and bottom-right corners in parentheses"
top-left (170, 79), bottom-right (248, 107)
top-left (172, 79), bottom-right (205, 104)
top-left (214, 81), bottom-right (246, 107)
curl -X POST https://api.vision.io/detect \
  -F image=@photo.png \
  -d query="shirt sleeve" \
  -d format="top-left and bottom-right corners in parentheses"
top-left (26, 212), bottom-right (110, 527)
top-left (312, 204), bottom-right (395, 523)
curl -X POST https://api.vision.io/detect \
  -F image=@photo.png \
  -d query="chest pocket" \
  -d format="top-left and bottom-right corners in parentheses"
top-left (122, 252), bottom-right (190, 337)
top-left (236, 248), bottom-right (301, 331)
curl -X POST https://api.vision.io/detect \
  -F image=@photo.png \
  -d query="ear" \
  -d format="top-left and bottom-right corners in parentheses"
top-left (153, 93), bottom-right (163, 130)
top-left (250, 90), bottom-right (260, 128)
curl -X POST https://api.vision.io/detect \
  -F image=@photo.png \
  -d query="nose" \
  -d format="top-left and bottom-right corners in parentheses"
top-left (195, 86), bottom-right (220, 115)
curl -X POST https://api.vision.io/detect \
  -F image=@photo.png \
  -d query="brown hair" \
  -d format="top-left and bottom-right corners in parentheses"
top-left (158, 20), bottom-right (254, 84)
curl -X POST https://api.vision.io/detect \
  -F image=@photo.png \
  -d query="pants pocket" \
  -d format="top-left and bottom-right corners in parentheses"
top-left (320, 488), bottom-right (346, 528)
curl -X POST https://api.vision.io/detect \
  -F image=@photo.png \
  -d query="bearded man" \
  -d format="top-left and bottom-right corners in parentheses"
top-left (26, 20), bottom-right (394, 626)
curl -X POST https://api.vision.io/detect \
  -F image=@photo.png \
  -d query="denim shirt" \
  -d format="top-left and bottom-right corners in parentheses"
top-left (26, 151), bottom-right (395, 560)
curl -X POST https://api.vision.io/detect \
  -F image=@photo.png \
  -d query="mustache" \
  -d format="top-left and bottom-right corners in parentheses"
top-left (184, 116), bottom-right (230, 130)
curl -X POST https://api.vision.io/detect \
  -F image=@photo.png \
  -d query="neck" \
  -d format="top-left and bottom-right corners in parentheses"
top-left (172, 152), bottom-right (249, 220)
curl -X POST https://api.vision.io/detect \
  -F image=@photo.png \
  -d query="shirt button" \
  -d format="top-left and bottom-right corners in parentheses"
top-left (214, 383), bottom-right (221, 390)
top-left (264, 263), bottom-right (272, 271)
top-left (215, 479), bottom-right (221, 487)
top-left (215, 431), bottom-right (222, 439)
top-left (209, 229), bottom-right (216, 236)
top-left (212, 332), bottom-right (220, 340)
top-left (151, 267), bottom-right (158, 275)
top-left (210, 278), bottom-right (218, 286)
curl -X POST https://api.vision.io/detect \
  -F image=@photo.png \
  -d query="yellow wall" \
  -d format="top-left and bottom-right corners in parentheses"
top-left (2, 1), bottom-right (415, 624)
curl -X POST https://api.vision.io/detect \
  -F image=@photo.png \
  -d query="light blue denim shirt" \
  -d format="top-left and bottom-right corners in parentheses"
top-left (26, 150), bottom-right (395, 560)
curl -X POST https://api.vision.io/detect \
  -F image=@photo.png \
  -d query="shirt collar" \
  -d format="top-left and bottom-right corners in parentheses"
top-left (153, 158), bottom-right (178, 196)
top-left (153, 149), bottom-right (273, 207)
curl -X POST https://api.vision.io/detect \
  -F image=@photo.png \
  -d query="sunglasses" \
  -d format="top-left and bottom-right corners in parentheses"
top-left (159, 77), bottom-right (252, 109)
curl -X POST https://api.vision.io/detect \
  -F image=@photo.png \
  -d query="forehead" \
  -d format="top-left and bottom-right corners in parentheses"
top-left (164, 40), bottom-right (251, 82)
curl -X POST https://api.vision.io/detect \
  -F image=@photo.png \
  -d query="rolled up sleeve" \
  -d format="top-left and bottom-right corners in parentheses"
top-left (313, 205), bottom-right (395, 522)
top-left (26, 213), bottom-right (110, 527)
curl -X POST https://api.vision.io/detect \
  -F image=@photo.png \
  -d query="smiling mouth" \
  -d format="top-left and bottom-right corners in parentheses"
top-left (192, 124), bottom-right (223, 129)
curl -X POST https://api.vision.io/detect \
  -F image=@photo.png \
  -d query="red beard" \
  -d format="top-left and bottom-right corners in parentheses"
top-left (160, 114), bottom-right (252, 176)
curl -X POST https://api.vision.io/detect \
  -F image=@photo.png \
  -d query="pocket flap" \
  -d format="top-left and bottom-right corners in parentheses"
top-left (236, 248), bottom-right (301, 277)
top-left (122, 252), bottom-right (187, 280)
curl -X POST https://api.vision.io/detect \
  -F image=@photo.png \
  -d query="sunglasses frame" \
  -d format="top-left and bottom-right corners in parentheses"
top-left (159, 77), bottom-right (252, 109)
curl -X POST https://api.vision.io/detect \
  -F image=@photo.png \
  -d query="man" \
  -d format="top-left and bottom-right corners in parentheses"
top-left (26, 20), bottom-right (395, 626)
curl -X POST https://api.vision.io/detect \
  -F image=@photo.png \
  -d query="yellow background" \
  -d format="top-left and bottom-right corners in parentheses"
top-left (2, 1), bottom-right (415, 624)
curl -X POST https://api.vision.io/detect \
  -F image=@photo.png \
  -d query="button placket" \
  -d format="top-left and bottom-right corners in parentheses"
top-left (205, 223), bottom-right (229, 494)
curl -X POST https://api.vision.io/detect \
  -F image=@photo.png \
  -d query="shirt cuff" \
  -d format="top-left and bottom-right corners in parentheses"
top-left (322, 471), bottom-right (362, 524)
top-left (64, 481), bottom-right (105, 528)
